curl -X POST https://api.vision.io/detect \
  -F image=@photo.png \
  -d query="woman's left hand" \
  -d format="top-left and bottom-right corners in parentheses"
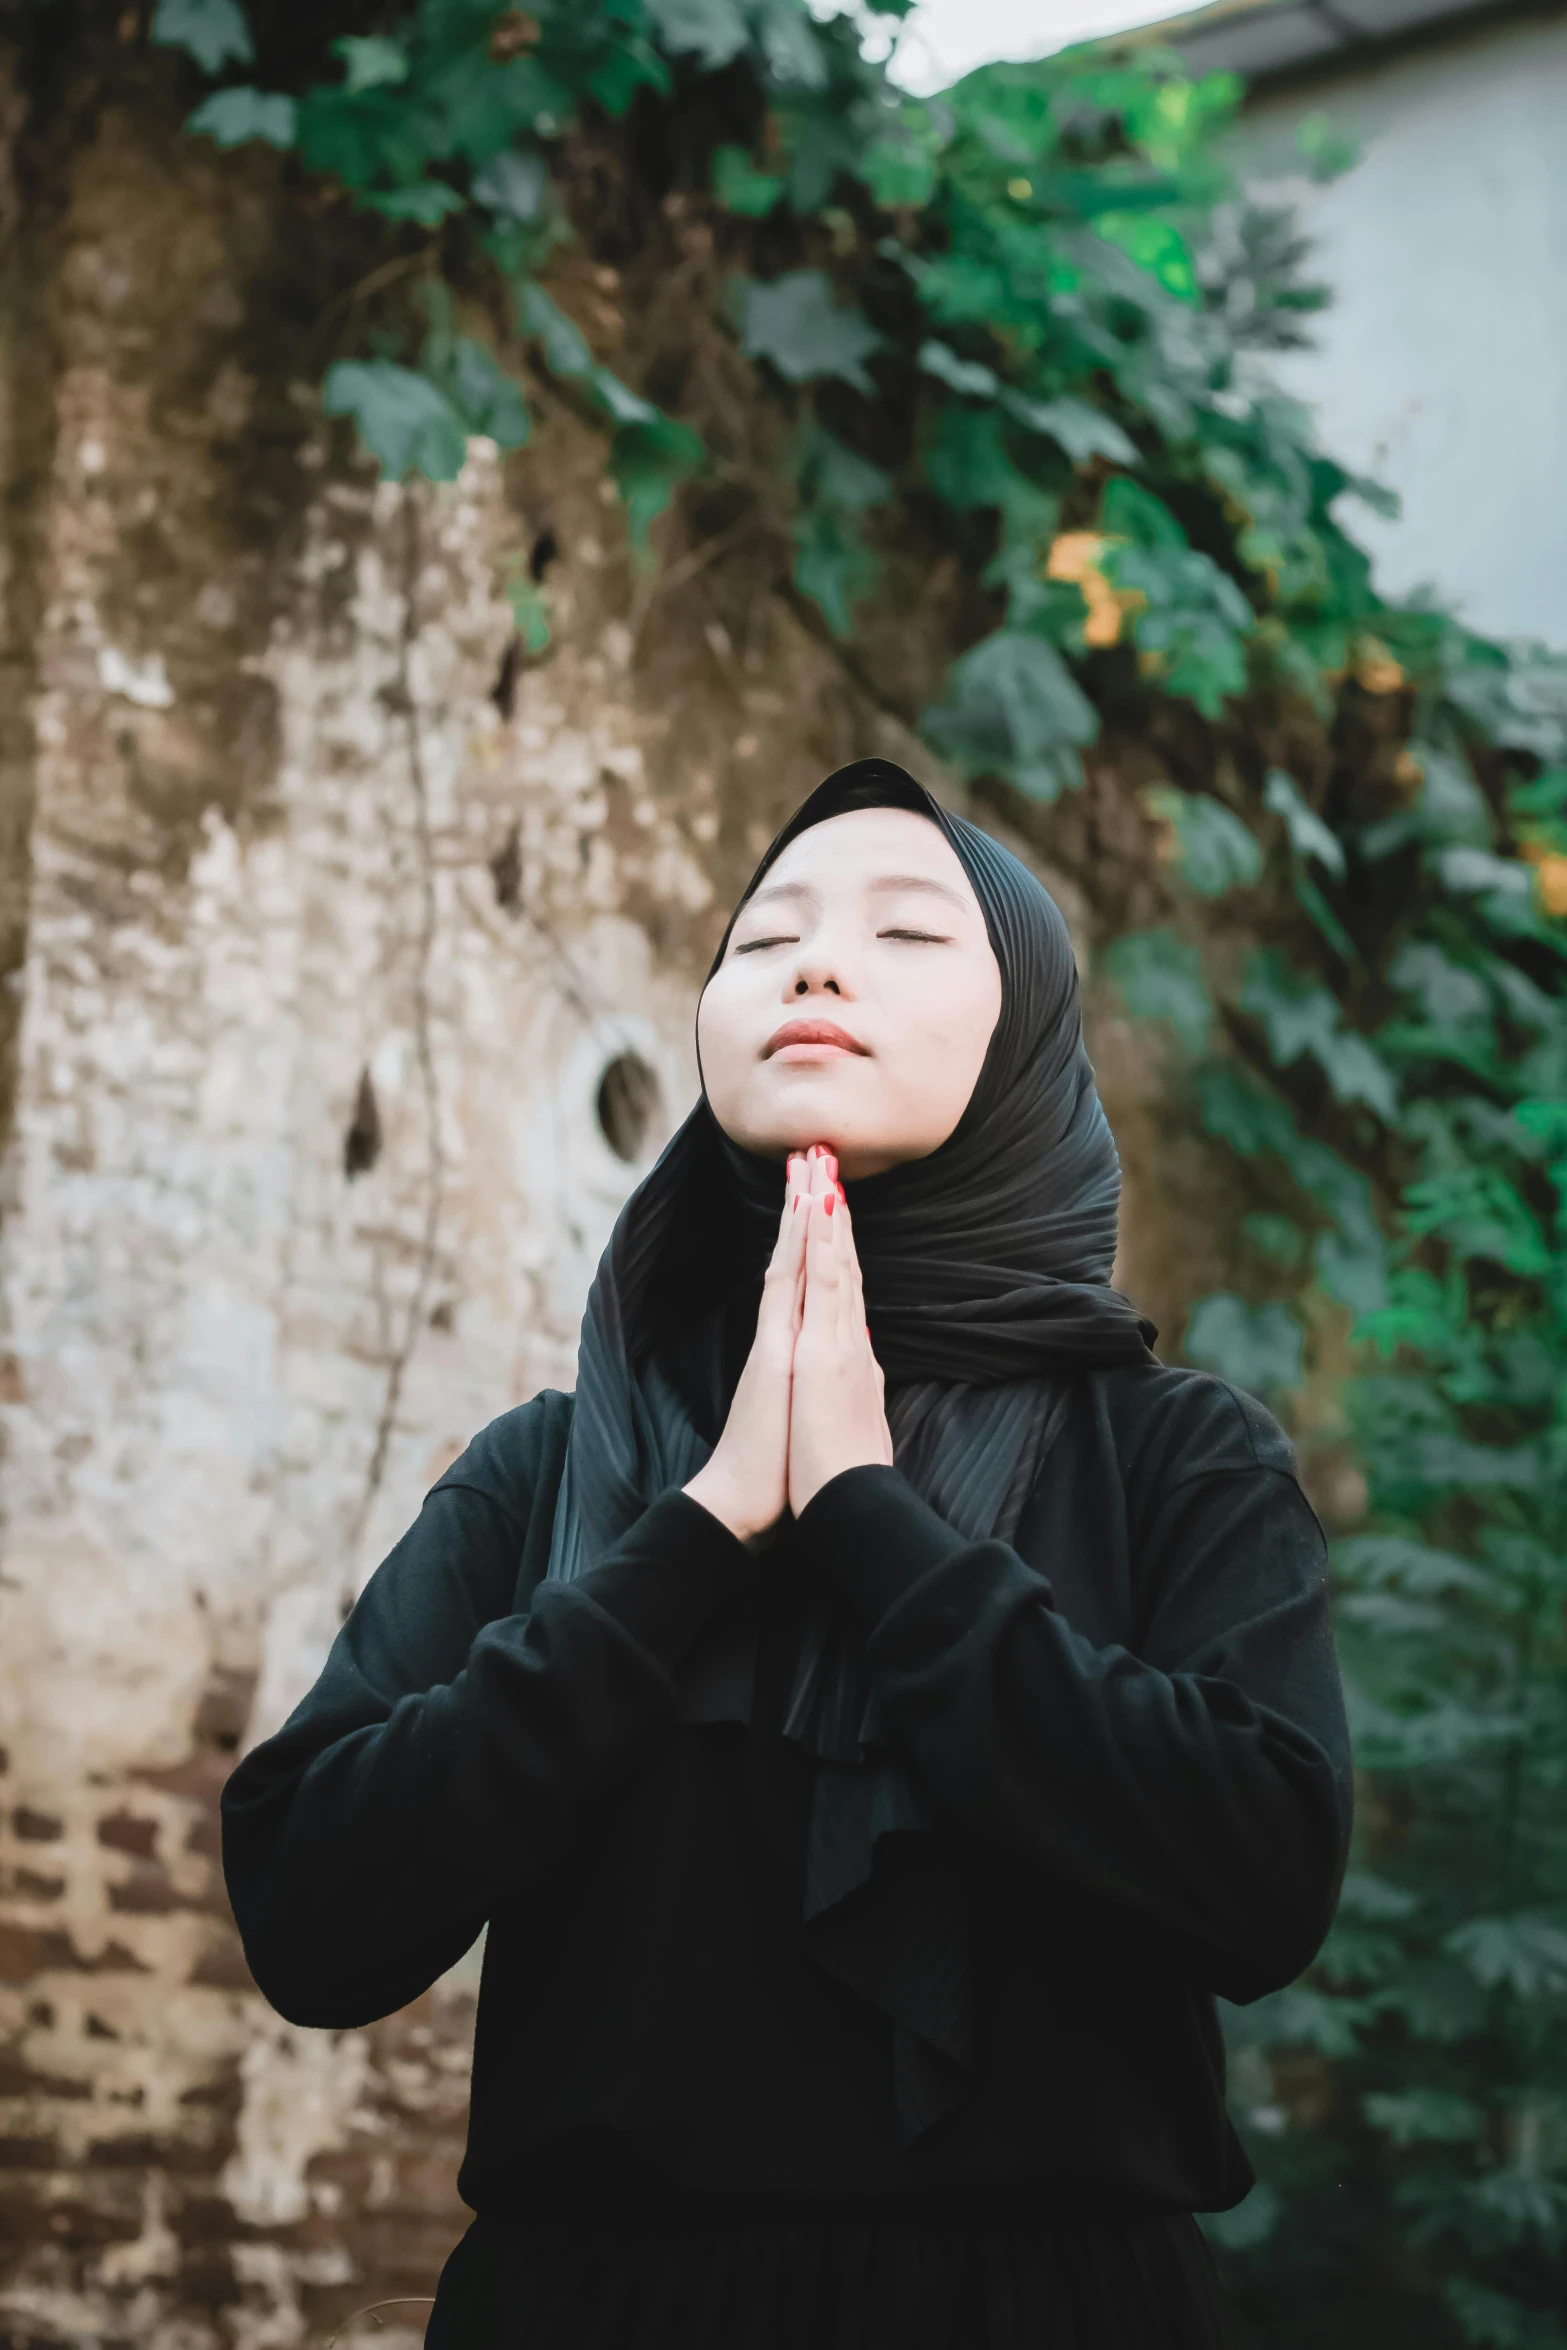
top-left (788, 1147), bottom-right (894, 1519)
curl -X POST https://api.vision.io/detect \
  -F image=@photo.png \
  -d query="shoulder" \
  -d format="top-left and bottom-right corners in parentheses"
top-left (427, 1389), bottom-right (575, 1534)
top-left (1092, 1359), bottom-right (1301, 1490)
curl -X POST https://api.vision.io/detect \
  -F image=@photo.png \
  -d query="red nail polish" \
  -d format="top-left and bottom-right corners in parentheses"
top-left (824, 1192), bottom-right (835, 1216)
top-left (836, 1182), bottom-right (846, 1205)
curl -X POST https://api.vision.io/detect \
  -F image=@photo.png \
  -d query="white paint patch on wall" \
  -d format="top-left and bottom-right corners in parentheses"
top-left (0, 422), bottom-right (710, 2335)
top-left (1235, 10), bottom-right (1567, 647)
top-left (221, 2020), bottom-right (372, 2228)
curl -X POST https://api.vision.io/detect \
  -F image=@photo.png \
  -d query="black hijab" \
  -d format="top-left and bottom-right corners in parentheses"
top-left (544, 760), bottom-right (1156, 2144)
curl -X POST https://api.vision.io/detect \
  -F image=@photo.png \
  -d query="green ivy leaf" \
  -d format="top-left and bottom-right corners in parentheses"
top-left (1335, 1870), bottom-right (1420, 1921)
top-left (1183, 1293), bottom-right (1304, 1398)
top-left (793, 507), bottom-right (878, 637)
top-left (472, 149), bottom-right (548, 224)
top-left (923, 629), bottom-right (1098, 801)
top-left (506, 576), bottom-right (551, 655)
top-left (1095, 209), bottom-right (1198, 302)
top-left (1264, 767), bottom-right (1345, 878)
top-left (712, 144), bottom-right (785, 217)
top-left (857, 130), bottom-right (936, 209)
top-left (917, 340), bottom-right (1000, 401)
top-left (737, 271), bottom-right (885, 393)
top-left (1363, 2090), bottom-right (1484, 2147)
top-left (1198, 1064), bottom-right (1389, 1311)
top-left (1203, 2183), bottom-right (1281, 2253)
top-left (791, 424), bottom-right (891, 635)
top-left (1146, 787), bottom-right (1262, 896)
top-left (186, 87), bottom-right (297, 149)
top-left (151, 0), bottom-right (253, 76)
top-left (1101, 476), bottom-right (1187, 549)
top-left (358, 181), bottom-right (469, 226)
top-left (643, 0), bottom-right (750, 72)
top-left (1005, 392), bottom-right (1138, 468)
top-left (331, 35), bottom-right (409, 94)
top-left (1360, 745), bottom-right (1492, 860)
top-left (1402, 1168), bottom-right (1551, 1279)
top-left (1109, 541), bottom-right (1253, 715)
top-left (1446, 2279), bottom-right (1567, 2350)
top-left (323, 359), bottom-right (469, 482)
top-left (607, 415), bottom-right (705, 549)
top-left (428, 335), bottom-right (530, 451)
top-left (1445, 1914), bottom-right (1567, 2000)
top-left (1242, 1211), bottom-right (1306, 1269)
top-left (751, 0), bottom-right (829, 90)
top-left (1100, 927), bottom-right (1213, 1053)
top-left (516, 280), bottom-right (595, 377)
top-left (1242, 947), bottom-right (1399, 1120)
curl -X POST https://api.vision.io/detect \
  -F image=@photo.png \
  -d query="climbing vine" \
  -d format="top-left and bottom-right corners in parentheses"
top-left (147, 0), bottom-right (1567, 2340)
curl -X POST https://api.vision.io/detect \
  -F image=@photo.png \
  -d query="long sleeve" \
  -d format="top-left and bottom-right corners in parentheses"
top-left (798, 1422), bottom-right (1352, 2004)
top-left (221, 1396), bottom-right (757, 2029)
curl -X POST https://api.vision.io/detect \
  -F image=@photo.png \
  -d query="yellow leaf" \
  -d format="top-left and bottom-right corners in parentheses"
top-left (1047, 531), bottom-right (1141, 647)
top-left (1355, 637), bottom-right (1405, 694)
top-left (1522, 840), bottom-right (1567, 917)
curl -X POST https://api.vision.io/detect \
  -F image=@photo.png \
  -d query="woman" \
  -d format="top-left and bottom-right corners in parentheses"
top-left (222, 760), bottom-right (1352, 2349)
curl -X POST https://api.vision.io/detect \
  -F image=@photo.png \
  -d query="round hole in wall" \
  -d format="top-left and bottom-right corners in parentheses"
top-left (596, 1051), bottom-right (661, 1165)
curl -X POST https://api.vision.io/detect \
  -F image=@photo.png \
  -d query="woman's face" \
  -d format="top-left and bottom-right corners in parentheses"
top-left (698, 806), bottom-right (1003, 1180)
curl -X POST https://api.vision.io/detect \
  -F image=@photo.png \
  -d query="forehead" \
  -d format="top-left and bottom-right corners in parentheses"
top-left (754, 805), bottom-right (980, 903)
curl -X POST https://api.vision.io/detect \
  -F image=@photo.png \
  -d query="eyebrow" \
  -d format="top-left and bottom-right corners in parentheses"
top-left (742, 879), bottom-right (814, 911)
top-left (865, 872), bottom-right (972, 913)
top-left (739, 872), bottom-right (972, 917)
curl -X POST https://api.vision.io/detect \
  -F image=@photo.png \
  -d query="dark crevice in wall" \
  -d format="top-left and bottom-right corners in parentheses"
top-left (0, 33), bottom-right (70, 1179)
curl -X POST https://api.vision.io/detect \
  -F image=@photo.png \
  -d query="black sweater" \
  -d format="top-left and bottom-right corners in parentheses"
top-left (222, 1361), bottom-right (1352, 2226)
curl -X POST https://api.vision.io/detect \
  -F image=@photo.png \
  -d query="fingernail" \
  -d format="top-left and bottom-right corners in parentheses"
top-left (824, 1192), bottom-right (835, 1217)
top-left (836, 1182), bottom-right (846, 1205)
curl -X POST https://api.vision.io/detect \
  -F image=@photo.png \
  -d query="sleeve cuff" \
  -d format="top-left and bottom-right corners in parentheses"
top-left (573, 1488), bottom-right (761, 1674)
top-left (794, 1463), bottom-right (969, 1624)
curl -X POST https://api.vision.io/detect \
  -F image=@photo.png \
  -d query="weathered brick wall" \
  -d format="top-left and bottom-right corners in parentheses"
top-left (0, 35), bottom-right (1253, 2350)
top-left (0, 50), bottom-right (954, 2349)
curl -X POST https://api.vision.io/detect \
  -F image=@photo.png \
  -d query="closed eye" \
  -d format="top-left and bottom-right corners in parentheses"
top-left (734, 933), bottom-right (800, 955)
top-left (879, 928), bottom-right (951, 943)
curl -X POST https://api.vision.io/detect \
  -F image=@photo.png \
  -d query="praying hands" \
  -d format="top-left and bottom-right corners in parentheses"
top-left (682, 1144), bottom-right (895, 1548)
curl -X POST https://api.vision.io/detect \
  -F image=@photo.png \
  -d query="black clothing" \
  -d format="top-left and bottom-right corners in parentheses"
top-left (222, 1360), bottom-right (1352, 2345)
top-left (430, 2195), bottom-right (1230, 2349)
top-left (555, 758), bottom-right (1163, 2147)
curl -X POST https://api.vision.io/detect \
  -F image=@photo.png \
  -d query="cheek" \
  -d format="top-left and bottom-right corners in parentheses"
top-left (696, 974), bottom-right (753, 1097)
top-left (882, 962), bottom-right (998, 1090)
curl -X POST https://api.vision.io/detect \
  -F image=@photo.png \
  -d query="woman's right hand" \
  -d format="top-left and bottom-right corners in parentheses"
top-left (682, 1150), bottom-right (811, 1548)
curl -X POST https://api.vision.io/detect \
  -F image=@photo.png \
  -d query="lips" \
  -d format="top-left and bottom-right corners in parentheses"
top-left (762, 1018), bottom-right (869, 1059)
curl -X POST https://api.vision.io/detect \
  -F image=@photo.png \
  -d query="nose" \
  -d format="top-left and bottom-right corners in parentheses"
top-left (786, 945), bottom-right (848, 1000)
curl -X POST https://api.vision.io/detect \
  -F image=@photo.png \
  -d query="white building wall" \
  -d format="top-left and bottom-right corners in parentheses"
top-left (1235, 7), bottom-right (1567, 647)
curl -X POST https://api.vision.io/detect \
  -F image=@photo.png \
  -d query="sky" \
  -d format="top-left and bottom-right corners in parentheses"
top-left (830, 0), bottom-right (1192, 93)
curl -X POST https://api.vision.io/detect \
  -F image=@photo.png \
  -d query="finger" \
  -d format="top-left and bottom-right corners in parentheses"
top-left (802, 1192), bottom-right (840, 1320)
top-left (760, 1190), bottom-right (809, 1341)
top-left (835, 1198), bottom-right (861, 1346)
top-left (765, 1183), bottom-right (800, 1273)
top-left (835, 1189), bottom-right (861, 1280)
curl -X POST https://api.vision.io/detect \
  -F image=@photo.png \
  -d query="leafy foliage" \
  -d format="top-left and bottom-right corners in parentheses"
top-left (151, 0), bottom-right (252, 76)
top-left (167, 4), bottom-right (1567, 2339)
